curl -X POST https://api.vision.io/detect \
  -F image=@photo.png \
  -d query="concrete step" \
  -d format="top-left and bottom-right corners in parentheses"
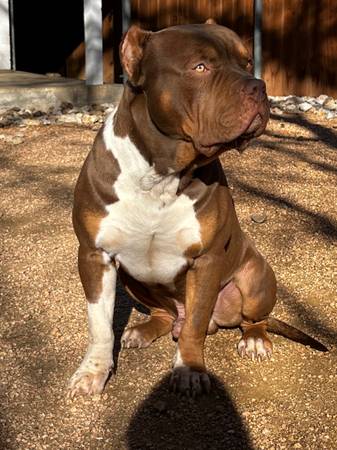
top-left (0, 70), bottom-right (123, 111)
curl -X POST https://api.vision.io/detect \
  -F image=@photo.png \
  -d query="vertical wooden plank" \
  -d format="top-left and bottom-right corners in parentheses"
top-left (314, 0), bottom-right (337, 95)
top-left (131, 0), bottom-right (254, 36)
top-left (132, 0), bottom-right (163, 30)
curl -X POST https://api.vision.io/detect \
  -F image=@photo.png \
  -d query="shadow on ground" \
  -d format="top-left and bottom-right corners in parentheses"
top-left (112, 280), bottom-right (150, 371)
top-left (124, 373), bottom-right (252, 450)
top-left (278, 284), bottom-right (336, 347)
top-left (270, 113), bottom-right (337, 150)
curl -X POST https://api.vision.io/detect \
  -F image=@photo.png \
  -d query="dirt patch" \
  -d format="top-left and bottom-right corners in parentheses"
top-left (0, 114), bottom-right (336, 449)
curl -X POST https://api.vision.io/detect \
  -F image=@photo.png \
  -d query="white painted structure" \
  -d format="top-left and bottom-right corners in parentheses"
top-left (0, 0), bottom-right (11, 69)
top-left (83, 0), bottom-right (104, 85)
top-left (0, 0), bottom-right (122, 85)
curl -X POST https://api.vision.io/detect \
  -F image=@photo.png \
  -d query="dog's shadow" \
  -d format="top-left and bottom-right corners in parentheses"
top-left (113, 281), bottom-right (253, 449)
top-left (112, 279), bottom-right (149, 370)
top-left (125, 372), bottom-right (253, 450)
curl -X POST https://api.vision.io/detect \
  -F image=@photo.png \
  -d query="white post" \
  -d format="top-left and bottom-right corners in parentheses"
top-left (254, 0), bottom-right (263, 79)
top-left (84, 0), bottom-right (103, 85)
top-left (0, 0), bottom-right (11, 70)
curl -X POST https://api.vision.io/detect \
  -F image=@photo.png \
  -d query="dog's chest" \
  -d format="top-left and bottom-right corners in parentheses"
top-left (95, 113), bottom-right (201, 285)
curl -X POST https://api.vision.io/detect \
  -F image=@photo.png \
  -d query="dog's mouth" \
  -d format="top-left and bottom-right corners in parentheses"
top-left (196, 110), bottom-right (269, 156)
top-left (243, 112), bottom-right (264, 135)
top-left (233, 112), bottom-right (266, 152)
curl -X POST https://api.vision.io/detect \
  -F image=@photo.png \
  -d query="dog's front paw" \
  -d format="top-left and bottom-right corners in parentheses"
top-left (68, 368), bottom-right (111, 398)
top-left (170, 367), bottom-right (211, 397)
top-left (67, 347), bottom-right (113, 398)
top-left (237, 336), bottom-right (272, 361)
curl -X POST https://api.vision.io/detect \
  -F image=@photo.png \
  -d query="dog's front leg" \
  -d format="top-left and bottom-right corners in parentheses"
top-left (171, 253), bottom-right (224, 397)
top-left (68, 245), bottom-right (116, 397)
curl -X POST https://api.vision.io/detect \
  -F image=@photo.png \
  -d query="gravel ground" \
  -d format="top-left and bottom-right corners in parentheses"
top-left (0, 112), bottom-right (336, 450)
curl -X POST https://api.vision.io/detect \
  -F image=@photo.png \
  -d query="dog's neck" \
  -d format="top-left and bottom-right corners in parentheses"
top-left (113, 85), bottom-right (201, 176)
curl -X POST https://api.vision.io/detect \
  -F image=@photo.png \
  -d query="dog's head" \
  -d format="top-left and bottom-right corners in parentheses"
top-left (120, 22), bottom-right (269, 157)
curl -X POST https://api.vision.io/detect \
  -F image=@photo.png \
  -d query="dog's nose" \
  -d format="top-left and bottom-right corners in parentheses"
top-left (242, 79), bottom-right (266, 102)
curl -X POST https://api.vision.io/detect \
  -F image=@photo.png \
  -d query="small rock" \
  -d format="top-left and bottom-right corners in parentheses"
top-left (298, 102), bottom-right (313, 112)
top-left (82, 114), bottom-right (99, 125)
top-left (57, 114), bottom-right (81, 124)
top-left (60, 102), bottom-right (73, 113)
top-left (323, 97), bottom-right (337, 110)
top-left (316, 94), bottom-right (328, 105)
top-left (32, 110), bottom-right (45, 118)
top-left (251, 213), bottom-right (267, 224)
top-left (40, 118), bottom-right (52, 125)
top-left (284, 103), bottom-right (297, 112)
top-left (325, 111), bottom-right (336, 119)
top-left (22, 118), bottom-right (40, 126)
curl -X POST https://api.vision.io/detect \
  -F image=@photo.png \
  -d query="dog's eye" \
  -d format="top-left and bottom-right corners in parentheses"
top-left (194, 63), bottom-right (207, 73)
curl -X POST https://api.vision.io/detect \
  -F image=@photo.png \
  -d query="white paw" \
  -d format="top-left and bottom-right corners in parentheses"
top-left (237, 336), bottom-right (272, 361)
top-left (68, 369), bottom-right (111, 398)
top-left (67, 347), bottom-right (113, 398)
top-left (170, 367), bottom-right (211, 397)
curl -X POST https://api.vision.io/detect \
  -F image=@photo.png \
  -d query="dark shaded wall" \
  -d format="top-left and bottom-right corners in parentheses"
top-left (13, 0), bottom-right (84, 76)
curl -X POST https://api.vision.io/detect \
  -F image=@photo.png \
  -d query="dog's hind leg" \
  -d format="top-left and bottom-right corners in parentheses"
top-left (233, 241), bottom-right (277, 361)
top-left (122, 308), bottom-right (174, 348)
top-left (119, 271), bottom-right (176, 348)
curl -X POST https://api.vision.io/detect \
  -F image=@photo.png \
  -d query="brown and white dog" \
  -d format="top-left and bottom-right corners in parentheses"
top-left (68, 21), bottom-right (327, 398)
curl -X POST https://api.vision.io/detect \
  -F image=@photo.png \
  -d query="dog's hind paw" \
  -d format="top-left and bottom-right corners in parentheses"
top-left (237, 336), bottom-right (272, 361)
top-left (121, 327), bottom-right (153, 349)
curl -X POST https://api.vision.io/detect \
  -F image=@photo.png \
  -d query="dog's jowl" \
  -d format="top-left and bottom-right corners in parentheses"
top-left (68, 21), bottom-right (327, 398)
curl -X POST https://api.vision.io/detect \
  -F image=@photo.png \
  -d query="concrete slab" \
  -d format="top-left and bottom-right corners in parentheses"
top-left (0, 70), bottom-right (123, 111)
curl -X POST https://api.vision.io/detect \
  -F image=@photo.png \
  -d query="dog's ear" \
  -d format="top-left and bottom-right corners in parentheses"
top-left (205, 18), bottom-right (217, 25)
top-left (120, 25), bottom-right (152, 84)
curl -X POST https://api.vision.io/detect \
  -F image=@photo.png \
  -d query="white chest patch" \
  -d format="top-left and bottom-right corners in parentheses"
top-left (95, 111), bottom-right (201, 285)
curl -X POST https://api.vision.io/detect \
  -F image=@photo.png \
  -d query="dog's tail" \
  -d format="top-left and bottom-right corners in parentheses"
top-left (266, 317), bottom-right (328, 352)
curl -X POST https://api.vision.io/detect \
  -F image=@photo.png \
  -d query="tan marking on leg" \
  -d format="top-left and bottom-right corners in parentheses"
top-left (238, 320), bottom-right (273, 361)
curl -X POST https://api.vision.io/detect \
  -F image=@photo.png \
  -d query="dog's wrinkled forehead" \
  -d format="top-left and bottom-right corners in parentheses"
top-left (120, 23), bottom-right (251, 85)
top-left (144, 24), bottom-right (250, 70)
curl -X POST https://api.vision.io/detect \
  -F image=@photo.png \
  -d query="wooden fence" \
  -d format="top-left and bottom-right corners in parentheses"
top-left (262, 0), bottom-right (337, 96)
top-left (127, 0), bottom-right (337, 97)
top-left (16, 0), bottom-right (334, 96)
